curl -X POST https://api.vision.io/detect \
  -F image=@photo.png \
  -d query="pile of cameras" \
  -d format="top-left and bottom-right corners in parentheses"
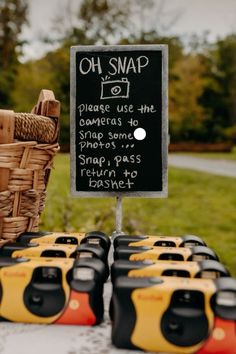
top-left (111, 234), bottom-right (236, 353)
top-left (0, 231), bottom-right (235, 353)
top-left (0, 231), bottom-right (110, 325)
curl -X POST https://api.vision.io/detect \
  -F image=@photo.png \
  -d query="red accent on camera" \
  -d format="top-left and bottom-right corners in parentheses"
top-left (55, 290), bottom-right (96, 325)
top-left (197, 317), bottom-right (236, 354)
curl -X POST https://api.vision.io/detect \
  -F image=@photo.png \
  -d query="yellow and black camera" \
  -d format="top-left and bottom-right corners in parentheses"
top-left (111, 259), bottom-right (230, 283)
top-left (18, 230), bottom-right (110, 255)
top-left (0, 256), bottom-right (105, 325)
top-left (114, 234), bottom-right (206, 248)
top-left (114, 245), bottom-right (218, 262)
top-left (0, 242), bottom-right (109, 279)
top-left (111, 276), bottom-right (236, 353)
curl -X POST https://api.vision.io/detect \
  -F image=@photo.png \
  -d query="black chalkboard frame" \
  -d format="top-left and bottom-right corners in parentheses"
top-left (70, 45), bottom-right (168, 198)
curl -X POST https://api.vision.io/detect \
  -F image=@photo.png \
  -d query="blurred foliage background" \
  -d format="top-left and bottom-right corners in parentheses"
top-left (1, 0), bottom-right (236, 150)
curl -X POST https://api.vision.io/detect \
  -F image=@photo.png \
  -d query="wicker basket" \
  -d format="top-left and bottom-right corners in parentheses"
top-left (0, 90), bottom-right (60, 241)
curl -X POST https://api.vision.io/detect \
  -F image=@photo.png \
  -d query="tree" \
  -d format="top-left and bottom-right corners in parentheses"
top-left (79, 0), bottom-right (130, 44)
top-left (200, 35), bottom-right (236, 142)
top-left (52, 0), bottom-right (182, 47)
top-left (0, 0), bottom-right (28, 107)
top-left (12, 46), bottom-right (70, 148)
top-left (169, 54), bottom-right (209, 142)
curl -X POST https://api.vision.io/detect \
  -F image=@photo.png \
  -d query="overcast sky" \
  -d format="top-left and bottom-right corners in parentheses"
top-left (21, 0), bottom-right (236, 61)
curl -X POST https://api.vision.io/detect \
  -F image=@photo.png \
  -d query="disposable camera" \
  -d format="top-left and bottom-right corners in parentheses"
top-left (112, 276), bottom-right (236, 353)
top-left (111, 259), bottom-right (230, 283)
top-left (18, 230), bottom-right (110, 254)
top-left (114, 245), bottom-right (218, 262)
top-left (0, 242), bottom-right (109, 280)
top-left (113, 234), bottom-right (206, 248)
top-left (100, 78), bottom-right (130, 99)
top-left (0, 257), bottom-right (105, 325)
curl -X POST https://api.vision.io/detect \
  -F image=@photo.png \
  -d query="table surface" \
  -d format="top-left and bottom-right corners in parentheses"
top-left (0, 282), bottom-right (146, 354)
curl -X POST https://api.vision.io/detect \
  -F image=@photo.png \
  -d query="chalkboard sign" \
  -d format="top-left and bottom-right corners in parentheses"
top-left (70, 45), bottom-right (168, 197)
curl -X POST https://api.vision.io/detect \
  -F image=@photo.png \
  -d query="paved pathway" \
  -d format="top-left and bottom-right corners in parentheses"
top-left (169, 154), bottom-right (236, 178)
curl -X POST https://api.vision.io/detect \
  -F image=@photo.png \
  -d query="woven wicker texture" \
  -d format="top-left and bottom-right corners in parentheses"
top-left (0, 142), bottom-right (59, 239)
top-left (0, 90), bottom-right (60, 241)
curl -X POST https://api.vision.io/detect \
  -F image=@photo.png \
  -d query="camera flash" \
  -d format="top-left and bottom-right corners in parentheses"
top-left (77, 251), bottom-right (93, 258)
top-left (216, 291), bottom-right (236, 307)
top-left (73, 268), bottom-right (95, 281)
top-left (87, 238), bottom-right (100, 245)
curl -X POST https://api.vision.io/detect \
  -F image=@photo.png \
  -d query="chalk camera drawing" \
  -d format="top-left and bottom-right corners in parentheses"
top-left (100, 77), bottom-right (130, 99)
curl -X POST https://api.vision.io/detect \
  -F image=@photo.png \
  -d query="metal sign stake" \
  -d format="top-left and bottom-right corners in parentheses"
top-left (111, 195), bottom-right (124, 240)
top-left (115, 195), bottom-right (123, 234)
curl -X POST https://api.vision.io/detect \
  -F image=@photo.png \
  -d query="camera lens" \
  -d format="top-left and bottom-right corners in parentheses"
top-left (168, 320), bottom-right (183, 335)
top-left (161, 290), bottom-right (208, 346)
top-left (29, 294), bottom-right (43, 307)
top-left (111, 86), bottom-right (122, 96)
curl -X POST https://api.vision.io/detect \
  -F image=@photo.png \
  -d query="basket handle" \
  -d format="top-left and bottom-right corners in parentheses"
top-left (31, 89), bottom-right (60, 143)
top-left (31, 90), bottom-right (61, 187)
top-left (31, 89), bottom-right (60, 119)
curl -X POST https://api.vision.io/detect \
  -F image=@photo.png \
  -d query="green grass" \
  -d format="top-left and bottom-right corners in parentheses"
top-left (42, 153), bottom-right (236, 276)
